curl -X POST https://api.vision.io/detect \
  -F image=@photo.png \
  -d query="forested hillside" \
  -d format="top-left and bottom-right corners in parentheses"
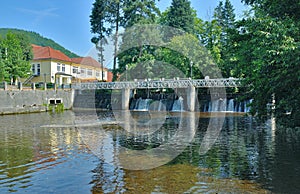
top-left (0, 28), bottom-right (79, 58)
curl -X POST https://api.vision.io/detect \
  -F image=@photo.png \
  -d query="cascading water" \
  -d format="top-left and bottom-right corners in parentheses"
top-left (206, 99), bottom-right (227, 112)
top-left (133, 98), bottom-right (151, 111)
top-left (227, 99), bottom-right (234, 112)
top-left (130, 96), bottom-right (253, 113)
top-left (203, 98), bottom-right (253, 113)
top-left (211, 100), bottom-right (219, 112)
top-left (171, 97), bottom-right (184, 112)
top-left (148, 99), bottom-right (166, 111)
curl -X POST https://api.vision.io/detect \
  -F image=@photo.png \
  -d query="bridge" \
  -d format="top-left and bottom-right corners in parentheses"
top-left (72, 78), bottom-right (241, 112)
top-left (72, 78), bottom-right (241, 90)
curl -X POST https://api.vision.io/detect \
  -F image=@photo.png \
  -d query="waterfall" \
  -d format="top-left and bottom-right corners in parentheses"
top-left (204, 98), bottom-right (253, 113)
top-left (148, 100), bottom-right (166, 111)
top-left (227, 99), bottom-right (234, 112)
top-left (171, 97), bottom-right (184, 112)
top-left (207, 101), bottom-right (212, 112)
top-left (208, 99), bottom-right (226, 112)
top-left (211, 100), bottom-right (219, 112)
top-left (157, 100), bottom-right (164, 111)
top-left (203, 102), bottom-right (207, 112)
top-left (130, 99), bottom-right (137, 110)
top-left (133, 98), bottom-right (150, 111)
top-left (219, 99), bottom-right (227, 112)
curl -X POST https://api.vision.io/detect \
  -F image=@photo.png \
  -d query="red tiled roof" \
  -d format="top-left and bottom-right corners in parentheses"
top-left (32, 45), bottom-right (71, 62)
top-left (72, 57), bottom-right (105, 69)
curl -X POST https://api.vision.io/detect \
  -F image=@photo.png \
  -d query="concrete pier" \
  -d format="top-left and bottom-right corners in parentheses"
top-left (187, 86), bottom-right (196, 111)
top-left (122, 88), bottom-right (130, 110)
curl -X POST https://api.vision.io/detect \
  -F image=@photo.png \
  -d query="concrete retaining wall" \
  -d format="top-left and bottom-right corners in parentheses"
top-left (0, 90), bottom-right (74, 115)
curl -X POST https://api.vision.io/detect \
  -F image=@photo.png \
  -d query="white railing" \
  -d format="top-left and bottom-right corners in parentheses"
top-left (72, 78), bottom-right (241, 90)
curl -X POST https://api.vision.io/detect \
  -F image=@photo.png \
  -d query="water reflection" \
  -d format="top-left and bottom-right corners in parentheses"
top-left (0, 111), bottom-right (299, 193)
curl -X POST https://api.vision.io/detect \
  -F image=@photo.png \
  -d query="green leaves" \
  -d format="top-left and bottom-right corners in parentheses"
top-left (230, 2), bottom-right (300, 125)
top-left (0, 32), bottom-right (31, 82)
top-left (122, 0), bottom-right (160, 28)
top-left (165, 0), bottom-right (195, 34)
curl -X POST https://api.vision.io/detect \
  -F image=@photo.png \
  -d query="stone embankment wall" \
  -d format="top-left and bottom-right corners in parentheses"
top-left (0, 90), bottom-right (74, 115)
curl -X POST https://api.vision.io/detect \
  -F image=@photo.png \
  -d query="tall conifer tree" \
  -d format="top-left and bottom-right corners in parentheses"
top-left (166, 0), bottom-right (195, 33)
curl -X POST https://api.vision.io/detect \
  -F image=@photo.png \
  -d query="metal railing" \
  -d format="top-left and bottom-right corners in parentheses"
top-left (72, 78), bottom-right (242, 90)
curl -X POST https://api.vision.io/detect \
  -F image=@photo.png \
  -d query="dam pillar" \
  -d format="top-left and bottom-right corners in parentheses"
top-left (187, 86), bottom-right (196, 112)
top-left (122, 88), bottom-right (131, 110)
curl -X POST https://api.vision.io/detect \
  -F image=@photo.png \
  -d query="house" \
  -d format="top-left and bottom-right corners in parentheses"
top-left (28, 45), bottom-right (108, 85)
top-left (71, 57), bottom-right (108, 82)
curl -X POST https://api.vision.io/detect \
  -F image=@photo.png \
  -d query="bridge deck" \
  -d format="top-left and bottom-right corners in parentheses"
top-left (72, 78), bottom-right (241, 90)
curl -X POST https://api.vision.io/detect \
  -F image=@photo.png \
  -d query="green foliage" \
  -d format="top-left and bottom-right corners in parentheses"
top-left (242, 0), bottom-right (300, 20)
top-left (89, 0), bottom-right (300, 126)
top-left (90, 0), bottom-right (108, 38)
top-left (231, 3), bottom-right (300, 125)
top-left (163, 34), bottom-right (217, 78)
top-left (0, 28), bottom-right (79, 58)
top-left (0, 32), bottom-right (31, 82)
top-left (122, 0), bottom-right (160, 28)
top-left (165, 0), bottom-right (195, 34)
top-left (199, 20), bottom-right (222, 66)
top-left (90, 0), bottom-right (124, 80)
top-left (90, 0), bottom-right (110, 81)
top-left (207, 0), bottom-right (236, 77)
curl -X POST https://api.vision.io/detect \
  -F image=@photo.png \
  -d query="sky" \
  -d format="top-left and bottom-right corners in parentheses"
top-left (0, 0), bottom-right (248, 68)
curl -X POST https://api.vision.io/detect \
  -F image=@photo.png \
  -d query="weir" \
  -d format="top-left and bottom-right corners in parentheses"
top-left (73, 78), bottom-right (242, 112)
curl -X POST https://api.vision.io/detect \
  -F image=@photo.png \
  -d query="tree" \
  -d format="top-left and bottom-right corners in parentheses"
top-left (105, 0), bottom-right (123, 81)
top-left (122, 0), bottom-right (160, 28)
top-left (0, 37), bottom-right (7, 81)
top-left (0, 32), bottom-right (31, 82)
top-left (90, 0), bottom-right (109, 81)
top-left (14, 33), bottom-right (33, 61)
top-left (117, 0), bottom-right (161, 77)
top-left (242, 0), bottom-right (300, 21)
top-left (165, 0), bottom-right (195, 34)
top-left (155, 33), bottom-right (219, 79)
top-left (212, 0), bottom-right (236, 77)
top-left (199, 20), bottom-right (222, 67)
top-left (231, 1), bottom-right (300, 125)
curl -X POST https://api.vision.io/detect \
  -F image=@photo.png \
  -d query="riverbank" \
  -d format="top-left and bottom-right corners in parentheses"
top-left (0, 90), bottom-right (74, 115)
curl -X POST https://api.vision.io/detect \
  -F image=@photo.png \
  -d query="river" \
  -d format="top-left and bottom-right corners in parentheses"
top-left (0, 110), bottom-right (299, 193)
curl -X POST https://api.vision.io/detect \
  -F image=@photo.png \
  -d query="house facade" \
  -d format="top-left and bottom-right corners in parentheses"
top-left (29, 45), bottom-right (108, 85)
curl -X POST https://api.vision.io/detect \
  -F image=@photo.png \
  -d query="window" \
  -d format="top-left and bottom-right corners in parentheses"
top-left (96, 71), bottom-right (100, 77)
top-left (73, 67), bottom-right (79, 74)
top-left (57, 63), bottom-right (61, 72)
top-left (37, 64), bottom-right (40, 75)
top-left (80, 68), bottom-right (86, 77)
top-left (32, 64), bottom-right (35, 74)
top-left (87, 69), bottom-right (93, 76)
top-left (62, 64), bottom-right (65, 72)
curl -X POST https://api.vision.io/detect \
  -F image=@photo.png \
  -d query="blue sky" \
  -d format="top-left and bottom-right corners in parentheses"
top-left (0, 0), bottom-right (248, 68)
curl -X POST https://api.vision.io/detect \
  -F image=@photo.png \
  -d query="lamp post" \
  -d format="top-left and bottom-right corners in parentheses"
top-left (190, 61), bottom-right (193, 79)
top-left (125, 64), bottom-right (128, 81)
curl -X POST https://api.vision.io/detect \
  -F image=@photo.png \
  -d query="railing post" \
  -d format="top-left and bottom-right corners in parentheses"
top-left (31, 83), bottom-right (36, 90)
top-left (3, 81), bottom-right (8, 90)
top-left (44, 83), bottom-right (47, 90)
top-left (18, 82), bottom-right (23, 90)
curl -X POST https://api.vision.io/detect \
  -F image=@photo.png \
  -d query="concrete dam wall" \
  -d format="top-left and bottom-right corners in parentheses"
top-left (0, 90), bottom-right (74, 115)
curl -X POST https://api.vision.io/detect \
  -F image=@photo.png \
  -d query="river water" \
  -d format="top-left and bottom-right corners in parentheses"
top-left (0, 110), bottom-right (299, 193)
